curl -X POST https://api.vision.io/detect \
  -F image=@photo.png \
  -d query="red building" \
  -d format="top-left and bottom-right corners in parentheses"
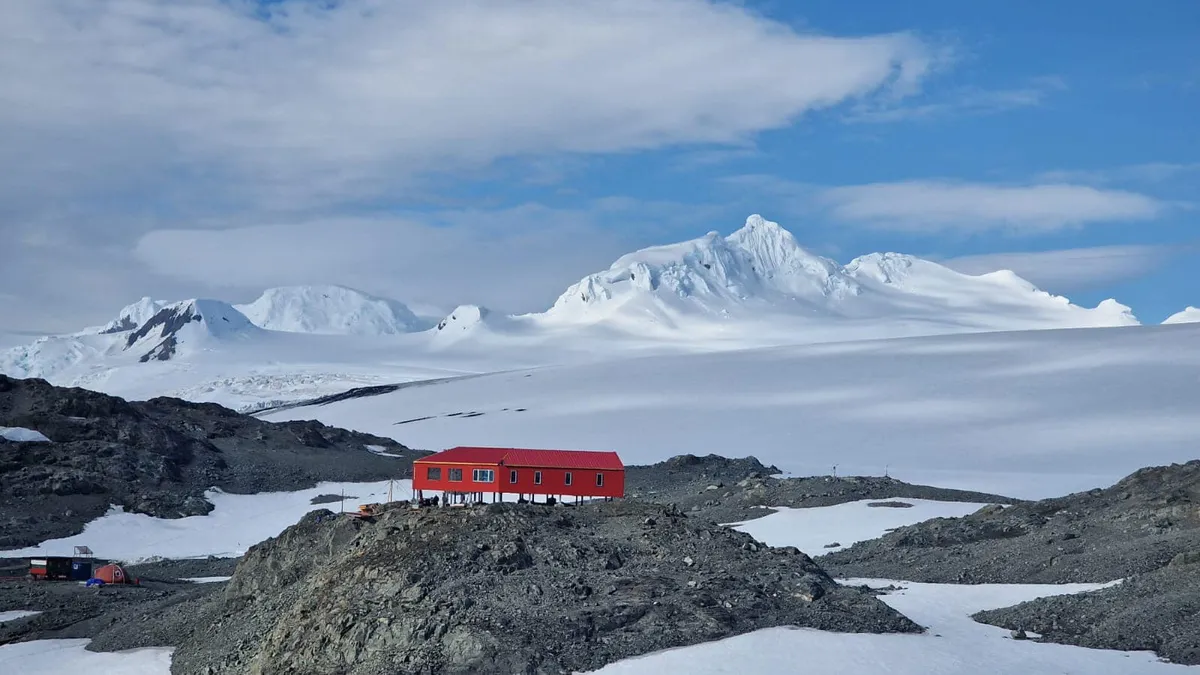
top-left (412, 446), bottom-right (624, 504)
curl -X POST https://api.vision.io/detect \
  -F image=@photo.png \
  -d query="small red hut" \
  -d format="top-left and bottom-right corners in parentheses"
top-left (413, 446), bottom-right (624, 504)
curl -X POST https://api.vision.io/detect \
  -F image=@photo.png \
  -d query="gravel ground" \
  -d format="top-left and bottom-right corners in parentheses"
top-left (0, 576), bottom-right (220, 649)
top-left (627, 453), bottom-right (1014, 525)
top-left (818, 459), bottom-right (1200, 585)
top-left (170, 501), bottom-right (921, 675)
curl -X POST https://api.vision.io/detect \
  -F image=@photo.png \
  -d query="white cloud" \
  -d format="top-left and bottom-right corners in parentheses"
top-left (816, 181), bottom-right (1165, 233)
top-left (0, 0), bottom-right (937, 211)
top-left (941, 244), bottom-right (1176, 292)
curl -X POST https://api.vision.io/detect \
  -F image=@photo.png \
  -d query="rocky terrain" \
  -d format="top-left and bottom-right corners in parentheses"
top-left (973, 556), bottom-right (1200, 665)
top-left (818, 459), bottom-right (1200, 585)
top-left (169, 500), bottom-right (921, 675)
top-left (813, 459), bottom-right (1200, 665)
top-left (626, 453), bottom-right (1015, 524)
top-left (0, 559), bottom-right (231, 650)
top-left (0, 375), bottom-right (425, 548)
top-left (3, 372), bottom-right (1195, 670)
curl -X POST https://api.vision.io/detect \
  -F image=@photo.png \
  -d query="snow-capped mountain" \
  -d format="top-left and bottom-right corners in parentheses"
top-left (123, 299), bottom-right (259, 362)
top-left (0, 214), bottom-right (1147, 409)
top-left (544, 215), bottom-right (854, 322)
top-left (235, 285), bottom-right (428, 335)
top-left (1, 299), bottom-right (260, 384)
top-left (1163, 307), bottom-right (1200, 325)
top-left (538, 215), bottom-right (1137, 333)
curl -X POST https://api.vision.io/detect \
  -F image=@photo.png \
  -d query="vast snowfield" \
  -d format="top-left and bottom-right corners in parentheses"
top-left (266, 322), bottom-right (1200, 499)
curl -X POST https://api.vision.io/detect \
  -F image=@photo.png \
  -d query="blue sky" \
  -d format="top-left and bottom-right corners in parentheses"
top-left (0, 0), bottom-right (1196, 331)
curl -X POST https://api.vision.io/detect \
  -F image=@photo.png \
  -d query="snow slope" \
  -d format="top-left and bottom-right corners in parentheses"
top-left (235, 285), bottom-right (428, 335)
top-left (0, 480), bottom-right (403, 561)
top-left (729, 499), bottom-right (992, 555)
top-left (265, 322), bottom-right (1200, 500)
top-left (1163, 307), bottom-right (1200, 324)
top-left (0, 640), bottom-right (173, 675)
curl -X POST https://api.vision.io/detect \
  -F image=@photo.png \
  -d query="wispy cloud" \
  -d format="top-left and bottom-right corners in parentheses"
top-left (941, 244), bottom-right (1179, 292)
top-left (847, 76), bottom-right (1067, 123)
top-left (815, 180), bottom-right (1165, 233)
top-left (0, 0), bottom-right (941, 215)
top-left (671, 147), bottom-right (765, 172)
top-left (1035, 162), bottom-right (1200, 186)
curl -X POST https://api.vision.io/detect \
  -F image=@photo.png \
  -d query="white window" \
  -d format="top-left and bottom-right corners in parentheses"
top-left (534, 471), bottom-right (542, 485)
top-left (564, 472), bottom-right (573, 486)
top-left (473, 469), bottom-right (495, 483)
top-left (510, 470), bottom-right (518, 483)
top-left (596, 473), bottom-right (604, 487)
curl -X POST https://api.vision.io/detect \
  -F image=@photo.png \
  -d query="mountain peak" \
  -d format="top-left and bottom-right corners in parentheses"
top-left (124, 299), bottom-right (256, 362)
top-left (234, 285), bottom-right (425, 335)
top-left (735, 213), bottom-right (778, 232)
top-left (100, 297), bottom-right (169, 334)
top-left (544, 214), bottom-right (852, 319)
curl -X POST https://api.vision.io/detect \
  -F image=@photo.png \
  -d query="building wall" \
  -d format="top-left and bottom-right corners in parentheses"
top-left (412, 462), bottom-right (502, 494)
top-left (502, 466), bottom-right (624, 499)
top-left (413, 462), bottom-right (624, 498)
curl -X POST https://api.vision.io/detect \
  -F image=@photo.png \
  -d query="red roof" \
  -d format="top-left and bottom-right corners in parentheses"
top-left (413, 446), bottom-right (509, 465)
top-left (415, 446), bottom-right (623, 470)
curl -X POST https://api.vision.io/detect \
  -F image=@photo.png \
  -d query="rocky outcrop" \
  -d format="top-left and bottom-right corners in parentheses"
top-left (171, 501), bottom-right (921, 674)
top-left (626, 453), bottom-right (1015, 526)
top-left (0, 375), bottom-right (424, 548)
top-left (819, 460), bottom-right (1200, 584)
top-left (973, 561), bottom-right (1200, 665)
